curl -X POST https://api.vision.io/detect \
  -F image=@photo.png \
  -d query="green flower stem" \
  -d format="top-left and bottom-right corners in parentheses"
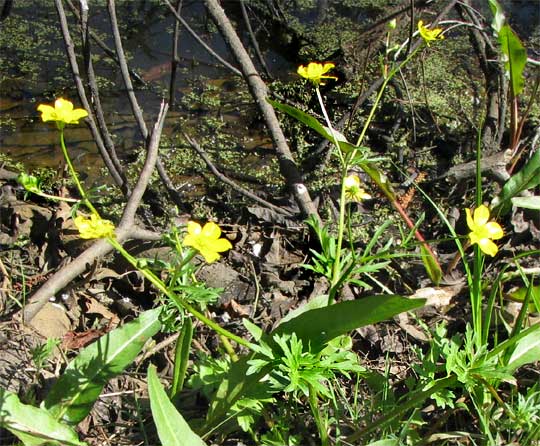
top-left (107, 237), bottom-right (252, 350)
top-left (315, 87), bottom-right (347, 303)
top-left (308, 384), bottom-right (329, 446)
top-left (329, 170), bottom-right (348, 305)
top-left (472, 245), bottom-right (484, 350)
top-left (30, 190), bottom-right (79, 203)
top-left (59, 129), bottom-right (98, 215)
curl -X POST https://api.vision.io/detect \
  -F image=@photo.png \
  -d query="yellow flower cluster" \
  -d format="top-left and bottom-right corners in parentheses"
top-left (183, 221), bottom-right (232, 263)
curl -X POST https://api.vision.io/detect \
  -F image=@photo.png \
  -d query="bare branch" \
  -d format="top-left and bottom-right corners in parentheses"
top-left (183, 132), bottom-right (294, 217)
top-left (203, 0), bottom-right (319, 220)
top-left (162, 0), bottom-right (242, 77)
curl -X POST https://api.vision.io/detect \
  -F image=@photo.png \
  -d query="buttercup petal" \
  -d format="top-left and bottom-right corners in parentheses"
top-left (212, 238), bottom-right (233, 253)
top-left (478, 238), bottom-right (498, 257)
top-left (68, 108), bottom-right (89, 123)
top-left (202, 222), bottom-right (221, 240)
top-left (485, 222), bottom-right (504, 240)
top-left (200, 250), bottom-right (220, 264)
top-left (473, 205), bottom-right (490, 226)
top-left (465, 208), bottom-right (476, 231)
top-left (187, 221), bottom-right (202, 235)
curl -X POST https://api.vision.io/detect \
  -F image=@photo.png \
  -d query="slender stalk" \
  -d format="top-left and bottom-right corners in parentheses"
top-left (59, 129), bottom-right (98, 215)
top-left (107, 237), bottom-right (252, 350)
top-left (314, 87), bottom-right (346, 304)
top-left (308, 385), bottom-right (328, 446)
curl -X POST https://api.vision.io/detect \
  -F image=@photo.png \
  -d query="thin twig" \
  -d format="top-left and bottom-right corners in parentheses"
top-left (203, 0), bottom-right (319, 220)
top-left (64, 0), bottom-right (146, 85)
top-left (168, 0), bottom-right (183, 107)
top-left (107, 0), bottom-right (183, 207)
top-left (162, 0), bottom-right (242, 77)
top-left (183, 132), bottom-right (294, 217)
top-left (240, 0), bottom-right (272, 79)
top-left (79, 0), bottom-right (130, 195)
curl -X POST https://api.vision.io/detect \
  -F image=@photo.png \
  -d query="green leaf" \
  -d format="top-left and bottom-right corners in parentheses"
top-left (243, 318), bottom-right (264, 341)
top-left (147, 365), bottom-right (207, 446)
top-left (420, 245), bottom-right (442, 285)
top-left (512, 196), bottom-right (540, 210)
top-left (0, 388), bottom-right (85, 446)
top-left (492, 149), bottom-right (540, 215)
top-left (507, 325), bottom-right (540, 371)
top-left (274, 295), bottom-right (425, 352)
top-left (357, 161), bottom-right (396, 200)
top-left (268, 98), bottom-right (360, 153)
top-left (205, 355), bottom-right (273, 434)
top-left (44, 308), bottom-right (162, 424)
top-left (171, 317), bottom-right (194, 401)
top-left (488, 0), bottom-right (506, 34)
top-left (509, 284), bottom-right (540, 312)
top-left (498, 24), bottom-right (527, 97)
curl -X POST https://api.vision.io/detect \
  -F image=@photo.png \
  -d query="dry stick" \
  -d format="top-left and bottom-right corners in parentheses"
top-left (203, 0), bottom-right (320, 220)
top-left (22, 102), bottom-right (169, 324)
top-left (457, 0), bottom-right (506, 154)
top-left (183, 132), bottom-right (294, 217)
top-left (107, 0), bottom-right (183, 206)
top-left (79, 0), bottom-right (130, 196)
top-left (239, 0), bottom-right (272, 79)
top-left (55, 0), bottom-right (126, 191)
top-left (64, 0), bottom-right (146, 86)
top-left (162, 0), bottom-right (242, 77)
top-left (168, 0), bottom-right (183, 108)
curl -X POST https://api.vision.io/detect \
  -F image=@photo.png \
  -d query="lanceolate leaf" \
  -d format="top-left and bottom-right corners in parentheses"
top-left (44, 308), bottom-right (162, 424)
top-left (498, 25), bottom-right (527, 97)
top-left (274, 295), bottom-right (425, 352)
top-left (268, 98), bottom-right (360, 153)
top-left (147, 365), bottom-right (207, 446)
top-left (0, 389), bottom-right (85, 446)
top-left (491, 149), bottom-right (540, 215)
top-left (507, 324), bottom-right (540, 371)
top-left (512, 196), bottom-right (540, 210)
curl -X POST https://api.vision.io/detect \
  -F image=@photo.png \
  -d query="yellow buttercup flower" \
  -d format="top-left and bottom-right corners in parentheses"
top-left (297, 62), bottom-right (338, 86)
top-left (465, 205), bottom-right (504, 257)
top-left (37, 98), bottom-right (88, 129)
top-left (417, 20), bottom-right (444, 46)
top-left (74, 213), bottom-right (116, 239)
top-left (344, 174), bottom-right (371, 202)
top-left (183, 221), bottom-right (233, 264)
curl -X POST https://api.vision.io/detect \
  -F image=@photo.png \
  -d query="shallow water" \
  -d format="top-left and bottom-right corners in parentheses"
top-left (0, 0), bottom-right (538, 187)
